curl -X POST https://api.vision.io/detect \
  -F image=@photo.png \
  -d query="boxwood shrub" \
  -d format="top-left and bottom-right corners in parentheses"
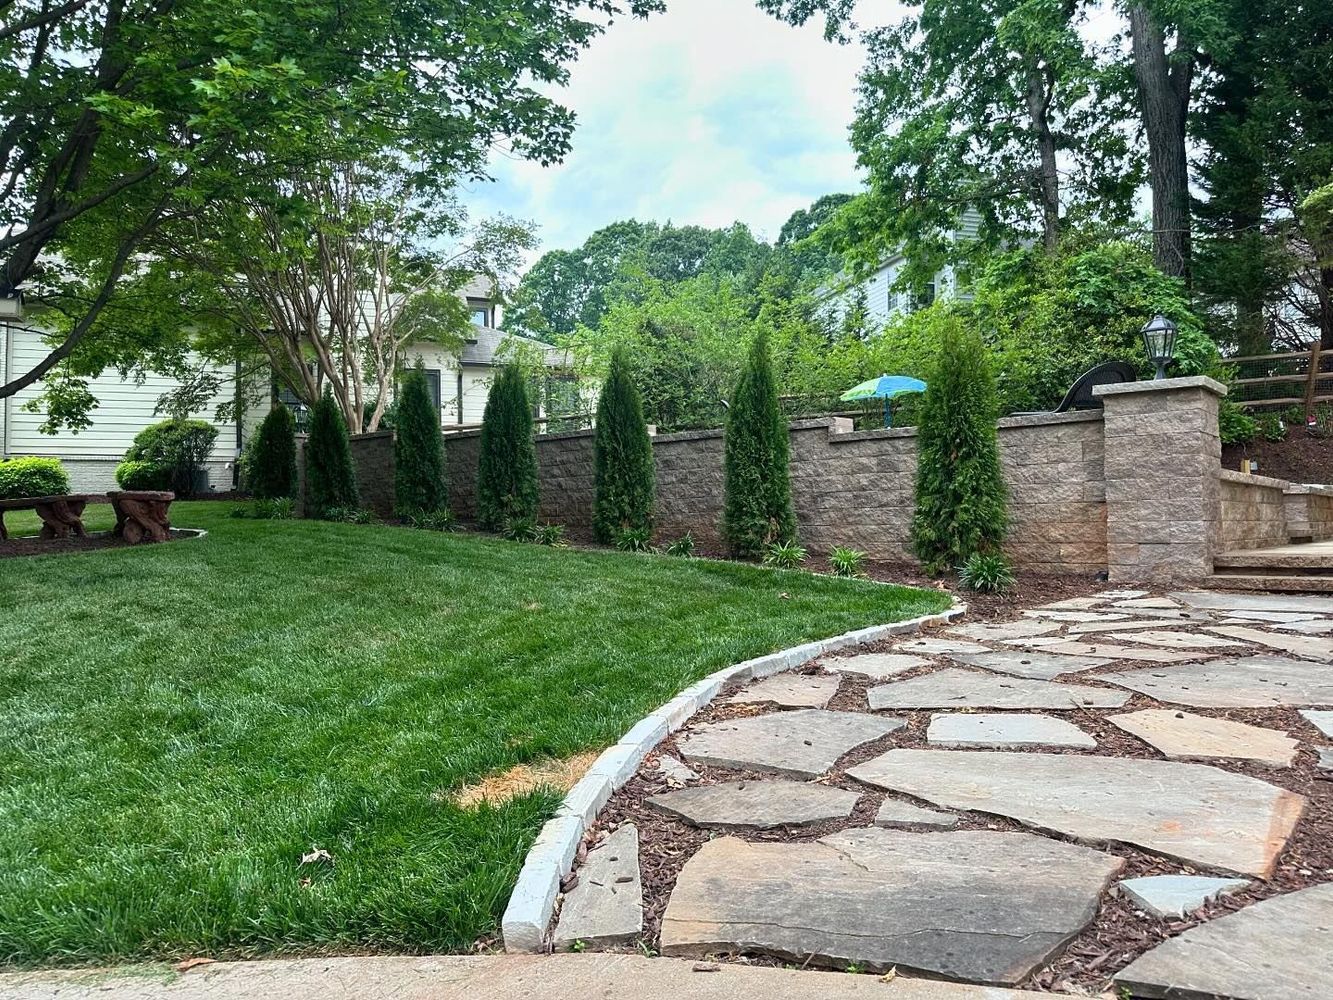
top-left (0, 456), bottom-right (69, 500)
top-left (114, 460), bottom-right (173, 491)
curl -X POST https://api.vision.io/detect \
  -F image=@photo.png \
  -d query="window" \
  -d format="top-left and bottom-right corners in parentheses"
top-left (916, 282), bottom-right (936, 310)
top-left (469, 303), bottom-right (491, 327)
top-left (274, 383), bottom-right (311, 432)
top-left (423, 369), bottom-right (442, 414)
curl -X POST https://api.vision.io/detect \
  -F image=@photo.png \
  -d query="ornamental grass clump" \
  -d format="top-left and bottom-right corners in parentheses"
top-left (247, 405), bottom-right (298, 500)
top-left (592, 346), bottom-right (655, 544)
top-left (394, 362), bottom-right (448, 517)
top-left (911, 318), bottom-right (1008, 574)
top-left (305, 390), bottom-right (360, 519)
top-left (477, 364), bottom-right (539, 531)
top-left (723, 331), bottom-right (796, 558)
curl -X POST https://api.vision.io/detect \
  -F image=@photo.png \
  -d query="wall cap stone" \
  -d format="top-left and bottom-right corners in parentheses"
top-left (1219, 469), bottom-right (1292, 490)
top-left (1283, 483), bottom-right (1333, 497)
top-left (1092, 375), bottom-right (1228, 399)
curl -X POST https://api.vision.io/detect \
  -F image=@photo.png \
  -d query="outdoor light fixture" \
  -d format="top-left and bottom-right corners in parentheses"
top-left (1141, 313), bottom-right (1178, 380)
top-left (0, 286), bottom-right (21, 320)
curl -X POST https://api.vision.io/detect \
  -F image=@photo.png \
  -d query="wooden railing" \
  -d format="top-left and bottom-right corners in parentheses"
top-left (1228, 341), bottom-right (1332, 412)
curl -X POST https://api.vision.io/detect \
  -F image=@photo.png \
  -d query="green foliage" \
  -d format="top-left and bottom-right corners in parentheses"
top-left (664, 534), bottom-right (695, 557)
top-left (762, 540), bottom-right (808, 569)
top-left (502, 516), bottom-right (539, 543)
top-left (248, 406), bottom-right (299, 501)
top-left (324, 506), bottom-right (376, 525)
top-left (405, 508), bottom-right (460, 532)
top-left (123, 419), bottom-right (219, 496)
top-left (232, 497), bottom-right (296, 520)
top-left (533, 523), bottom-right (568, 547)
top-left (1219, 402), bottom-right (1260, 446)
top-left (477, 365), bottom-right (540, 531)
top-left (1255, 412), bottom-right (1287, 443)
top-left (304, 391), bottom-right (360, 519)
top-left (828, 546), bottom-right (867, 579)
top-left (0, 457), bottom-right (69, 500)
top-left (614, 526), bottom-right (653, 552)
top-left (958, 552), bottom-right (1016, 593)
top-left (723, 332), bottom-right (797, 557)
top-left (593, 347), bottom-right (656, 543)
top-left (912, 319), bottom-right (1008, 574)
top-left (114, 460), bottom-right (172, 492)
top-left (394, 363), bottom-right (448, 517)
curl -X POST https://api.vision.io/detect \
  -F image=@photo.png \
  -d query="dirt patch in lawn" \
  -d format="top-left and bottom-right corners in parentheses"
top-left (448, 751), bottom-right (601, 809)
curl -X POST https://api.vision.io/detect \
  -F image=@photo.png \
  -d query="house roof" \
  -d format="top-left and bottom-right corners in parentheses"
top-left (460, 325), bottom-right (569, 369)
top-left (459, 274), bottom-right (497, 301)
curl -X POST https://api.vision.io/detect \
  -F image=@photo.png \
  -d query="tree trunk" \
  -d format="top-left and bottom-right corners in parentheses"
top-left (1025, 63), bottom-right (1061, 253)
top-left (1130, 4), bottom-right (1193, 282)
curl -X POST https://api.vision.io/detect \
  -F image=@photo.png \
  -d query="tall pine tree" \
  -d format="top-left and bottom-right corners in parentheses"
top-left (305, 389), bottom-right (360, 518)
top-left (593, 347), bottom-right (656, 543)
top-left (911, 318), bottom-right (1008, 573)
top-left (248, 404), bottom-right (298, 500)
top-left (723, 331), bottom-right (796, 557)
top-left (476, 364), bottom-right (540, 530)
top-left (394, 361), bottom-right (447, 516)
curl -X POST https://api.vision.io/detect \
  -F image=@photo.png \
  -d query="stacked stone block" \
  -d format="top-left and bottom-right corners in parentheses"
top-left (1218, 470), bottom-right (1289, 552)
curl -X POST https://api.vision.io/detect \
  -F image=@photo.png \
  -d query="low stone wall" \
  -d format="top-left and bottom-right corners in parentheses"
top-left (1218, 470), bottom-right (1290, 552)
top-left (295, 431), bottom-right (396, 518)
top-left (1283, 484), bottom-right (1333, 543)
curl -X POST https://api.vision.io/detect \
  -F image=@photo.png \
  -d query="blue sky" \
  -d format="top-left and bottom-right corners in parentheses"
top-left (461, 0), bottom-right (902, 270)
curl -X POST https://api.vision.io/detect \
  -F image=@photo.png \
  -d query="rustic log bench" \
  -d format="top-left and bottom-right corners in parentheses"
top-left (0, 494), bottom-right (98, 541)
top-left (0, 491), bottom-right (175, 544)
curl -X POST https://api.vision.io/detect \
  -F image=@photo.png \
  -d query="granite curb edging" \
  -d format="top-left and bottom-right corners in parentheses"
top-left (499, 602), bottom-right (967, 953)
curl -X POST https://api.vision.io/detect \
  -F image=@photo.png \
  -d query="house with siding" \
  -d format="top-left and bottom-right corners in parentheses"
top-left (0, 279), bottom-right (572, 492)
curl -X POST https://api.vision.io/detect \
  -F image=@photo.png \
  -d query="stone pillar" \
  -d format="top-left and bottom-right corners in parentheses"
top-left (1093, 376), bottom-right (1227, 583)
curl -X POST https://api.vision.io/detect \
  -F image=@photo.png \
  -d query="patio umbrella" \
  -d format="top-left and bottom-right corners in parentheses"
top-left (839, 374), bottom-right (927, 427)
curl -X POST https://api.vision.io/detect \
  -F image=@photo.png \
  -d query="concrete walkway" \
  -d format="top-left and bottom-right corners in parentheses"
top-left (0, 954), bottom-right (1062, 1000)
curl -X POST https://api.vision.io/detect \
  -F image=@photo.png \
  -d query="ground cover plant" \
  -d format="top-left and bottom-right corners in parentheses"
top-left (0, 502), bottom-right (949, 965)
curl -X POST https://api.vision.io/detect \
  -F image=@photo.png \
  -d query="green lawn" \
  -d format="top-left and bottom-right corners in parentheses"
top-left (0, 503), bottom-right (949, 966)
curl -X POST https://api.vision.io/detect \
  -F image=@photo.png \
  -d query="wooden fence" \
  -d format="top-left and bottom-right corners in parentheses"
top-left (1228, 342), bottom-right (1333, 413)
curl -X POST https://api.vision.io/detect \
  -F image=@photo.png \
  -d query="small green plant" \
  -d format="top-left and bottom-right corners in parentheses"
top-left (570, 939), bottom-right (587, 954)
top-left (615, 526), bottom-right (653, 552)
top-left (502, 516), bottom-right (539, 542)
top-left (0, 456), bottom-right (69, 499)
top-left (228, 504), bottom-right (249, 519)
top-left (533, 523), bottom-right (567, 547)
top-left (1311, 403), bottom-right (1333, 440)
top-left (828, 546), bottom-right (867, 578)
top-left (324, 506), bottom-right (375, 525)
top-left (254, 497), bottom-right (295, 520)
top-left (114, 459), bottom-right (172, 491)
top-left (844, 963), bottom-right (865, 975)
top-left (1281, 404), bottom-right (1306, 426)
top-left (762, 539), bottom-right (808, 569)
top-left (664, 533), bottom-right (695, 557)
top-left (1218, 400), bottom-right (1259, 445)
top-left (1255, 411), bottom-right (1286, 443)
top-left (959, 551), bottom-right (1016, 593)
top-left (405, 508), bottom-right (460, 532)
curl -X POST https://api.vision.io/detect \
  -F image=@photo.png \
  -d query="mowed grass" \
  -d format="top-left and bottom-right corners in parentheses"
top-left (0, 503), bottom-right (949, 966)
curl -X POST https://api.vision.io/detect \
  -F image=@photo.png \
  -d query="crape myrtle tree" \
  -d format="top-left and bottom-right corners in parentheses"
top-left (476, 364), bottom-right (540, 531)
top-left (592, 346), bottom-right (655, 543)
top-left (394, 361), bottom-right (448, 517)
top-left (0, 0), bottom-right (664, 418)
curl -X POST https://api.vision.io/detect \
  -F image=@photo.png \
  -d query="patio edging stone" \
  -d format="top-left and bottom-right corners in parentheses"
top-left (499, 601), bottom-right (967, 953)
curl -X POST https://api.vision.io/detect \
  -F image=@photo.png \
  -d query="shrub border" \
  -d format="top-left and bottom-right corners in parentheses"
top-left (500, 600), bottom-right (967, 952)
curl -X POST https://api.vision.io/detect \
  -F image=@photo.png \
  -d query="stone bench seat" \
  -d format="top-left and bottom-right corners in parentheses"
top-left (0, 491), bottom-right (175, 544)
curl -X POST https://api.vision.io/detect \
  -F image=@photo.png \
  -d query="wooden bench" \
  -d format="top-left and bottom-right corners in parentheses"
top-left (0, 491), bottom-right (175, 544)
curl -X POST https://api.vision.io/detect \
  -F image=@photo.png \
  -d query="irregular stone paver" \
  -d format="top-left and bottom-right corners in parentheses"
top-left (655, 755), bottom-right (698, 785)
top-left (1037, 597), bottom-right (1109, 610)
top-left (824, 652), bottom-right (931, 679)
top-left (866, 668), bottom-right (1129, 710)
top-left (1173, 590), bottom-right (1333, 614)
top-left (1107, 655), bottom-right (1333, 708)
top-left (1107, 629), bottom-right (1243, 649)
top-left (926, 713), bottom-right (1095, 749)
top-left (948, 649), bottom-right (1112, 681)
top-left (1097, 589), bottom-right (1150, 599)
top-left (1318, 748), bottom-right (1333, 773)
top-left (727, 673), bottom-right (840, 709)
top-left (646, 780), bottom-right (860, 830)
top-left (553, 825), bottom-right (642, 949)
top-left (1115, 883), bottom-right (1333, 1000)
top-left (1067, 618), bottom-right (1189, 636)
top-left (1223, 610), bottom-right (1323, 624)
top-left (1005, 639), bottom-right (1208, 663)
top-left (678, 709), bottom-right (904, 779)
top-left (1273, 619), bottom-right (1333, 634)
top-left (846, 750), bottom-right (1305, 876)
top-left (1115, 597), bottom-right (1181, 609)
top-left (947, 619), bottom-right (1061, 642)
top-left (1108, 709), bottom-right (1299, 766)
top-left (1025, 610), bottom-right (1131, 623)
top-left (893, 637), bottom-right (992, 655)
top-left (1210, 624), bottom-right (1333, 662)
top-left (659, 829), bottom-right (1124, 985)
top-left (1117, 875), bottom-right (1250, 919)
top-left (1301, 709), bottom-right (1333, 737)
top-left (874, 799), bottom-right (958, 828)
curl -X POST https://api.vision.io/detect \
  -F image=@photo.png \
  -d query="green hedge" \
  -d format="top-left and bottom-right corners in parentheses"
top-left (124, 419), bottom-right (219, 496)
top-left (0, 457), bottom-right (69, 500)
top-left (115, 460), bottom-right (173, 491)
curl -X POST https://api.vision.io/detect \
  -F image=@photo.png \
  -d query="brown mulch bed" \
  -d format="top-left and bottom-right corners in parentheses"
top-left (1223, 431), bottom-right (1333, 484)
top-left (0, 529), bottom-right (199, 560)
top-left (570, 597), bottom-right (1333, 995)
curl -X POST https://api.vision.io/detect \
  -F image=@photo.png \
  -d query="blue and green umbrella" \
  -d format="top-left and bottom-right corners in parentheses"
top-left (839, 374), bottom-right (928, 427)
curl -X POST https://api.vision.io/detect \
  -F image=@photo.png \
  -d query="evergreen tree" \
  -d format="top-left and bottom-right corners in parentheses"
top-left (593, 347), bottom-right (656, 543)
top-left (248, 404), bottom-right (299, 500)
top-left (722, 331), bottom-right (796, 557)
top-left (911, 318), bottom-right (1008, 573)
top-left (476, 364), bottom-right (539, 530)
top-left (394, 362), bottom-right (447, 516)
top-left (305, 389), bottom-right (360, 518)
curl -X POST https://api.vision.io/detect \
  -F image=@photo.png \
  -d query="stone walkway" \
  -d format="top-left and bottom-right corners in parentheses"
top-left (557, 589), bottom-right (1333, 999)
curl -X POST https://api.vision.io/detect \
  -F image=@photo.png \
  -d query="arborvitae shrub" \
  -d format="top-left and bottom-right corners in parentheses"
top-left (305, 390), bottom-right (360, 518)
top-left (394, 362), bottom-right (447, 516)
top-left (248, 404), bottom-right (298, 500)
top-left (911, 317), bottom-right (1008, 573)
top-left (593, 347), bottom-right (655, 543)
top-left (476, 364), bottom-right (539, 530)
top-left (722, 331), bottom-right (796, 557)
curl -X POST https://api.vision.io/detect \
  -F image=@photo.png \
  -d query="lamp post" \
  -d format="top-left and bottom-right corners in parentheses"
top-left (1141, 314), bottom-right (1178, 380)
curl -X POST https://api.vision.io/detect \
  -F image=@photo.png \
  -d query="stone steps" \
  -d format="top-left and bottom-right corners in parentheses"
top-left (1205, 572), bottom-right (1333, 593)
top-left (1214, 550), bottom-right (1333, 571)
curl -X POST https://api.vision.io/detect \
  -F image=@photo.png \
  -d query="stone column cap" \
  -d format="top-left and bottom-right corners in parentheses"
top-left (1092, 375), bottom-right (1228, 399)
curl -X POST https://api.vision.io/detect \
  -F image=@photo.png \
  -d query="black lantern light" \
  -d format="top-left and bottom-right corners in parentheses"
top-left (1141, 314), bottom-right (1178, 380)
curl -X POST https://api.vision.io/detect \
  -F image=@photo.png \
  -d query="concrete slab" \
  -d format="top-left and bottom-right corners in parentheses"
top-left (893, 638), bottom-right (993, 655)
top-left (678, 709), bottom-right (904, 779)
top-left (947, 620), bottom-right (1061, 643)
top-left (1115, 883), bottom-right (1333, 1000)
top-left (659, 830), bottom-right (1123, 986)
top-left (847, 750), bottom-right (1305, 877)
top-left (926, 713), bottom-right (1096, 749)
top-left (874, 799), bottom-right (958, 828)
top-left (553, 825), bottom-right (642, 949)
top-left (1106, 655), bottom-right (1333, 708)
top-left (646, 780), bottom-right (860, 830)
top-left (1209, 624), bottom-right (1333, 662)
top-left (867, 668), bottom-right (1129, 710)
top-left (948, 650), bottom-right (1113, 681)
top-left (1117, 875), bottom-right (1249, 919)
top-left (727, 673), bottom-right (840, 709)
top-left (1301, 709), bottom-right (1333, 737)
top-left (824, 652), bottom-right (931, 679)
top-left (1108, 709), bottom-right (1299, 766)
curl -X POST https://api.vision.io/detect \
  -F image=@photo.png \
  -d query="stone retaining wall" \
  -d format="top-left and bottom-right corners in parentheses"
top-left (1283, 484), bottom-right (1333, 543)
top-left (1218, 470), bottom-right (1290, 552)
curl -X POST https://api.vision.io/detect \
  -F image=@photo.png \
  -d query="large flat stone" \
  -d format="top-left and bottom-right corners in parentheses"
top-left (867, 668), bottom-right (1129, 710)
top-left (1066, 618), bottom-right (1191, 636)
top-left (1223, 610), bottom-right (1324, 623)
top-left (824, 652), bottom-right (930, 679)
top-left (1173, 591), bottom-right (1333, 614)
top-left (1115, 883), bottom-right (1333, 999)
top-left (1107, 630), bottom-right (1243, 649)
top-left (1037, 597), bottom-right (1109, 610)
top-left (1108, 709), bottom-right (1299, 766)
top-left (553, 825), bottom-right (642, 949)
top-left (1006, 639), bottom-right (1209, 663)
top-left (1115, 597), bottom-right (1181, 609)
top-left (846, 750), bottom-right (1305, 877)
top-left (1301, 709), bottom-right (1333, 737)
top-left (874, 799), bottom-right (958, 828)
top-left (727, 673), bottom-right (840, 709)
top-left (893, 638), bottom-right (992, 655)
top-left (1117, 875), bottom-right (1250, 919)
top-left (1209, 624), bottom-right (1333, 662)
top-left (947, 619), bottom-right (1061, 642)
top-left (1025, 610), bottom-right (1131, 623)
top-left (678, 709), bottom-right (904, 779)
top-left (1273, 618), bottom-right (1333, 634)
top-left (646, 780), bottom-right (860, 829)
top-left (659, 829), bottom-right (1124, 986)
top-left (927, 713), bottom-right (1095, 749)
top-left (949, 649), bottom-right (1112, 680)
top-left (1106, 655), bottom-right (1333, 708)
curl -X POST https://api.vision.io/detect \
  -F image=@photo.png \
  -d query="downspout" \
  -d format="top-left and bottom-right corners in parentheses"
top-left (1, 317), bottom-right (12, 459)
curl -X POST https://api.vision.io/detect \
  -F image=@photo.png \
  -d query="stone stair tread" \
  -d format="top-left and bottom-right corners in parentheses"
top-left (1205, 574), bottom-right (1333, 593)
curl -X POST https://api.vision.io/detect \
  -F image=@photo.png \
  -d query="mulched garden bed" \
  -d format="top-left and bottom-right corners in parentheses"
top-left (1223, 431), bottom-right (1333, 484)
top-left (0, 528), bottom-right (200, 560)
top-left (573, 597), bottom-right (1333, 995)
